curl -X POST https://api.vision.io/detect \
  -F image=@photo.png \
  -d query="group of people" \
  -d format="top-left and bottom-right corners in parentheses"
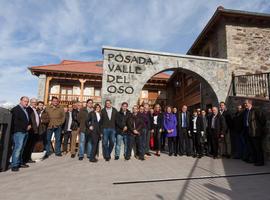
top-left (9, 96), bottom-right (267, 172)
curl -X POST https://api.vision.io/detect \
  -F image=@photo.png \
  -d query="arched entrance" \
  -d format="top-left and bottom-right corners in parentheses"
top-left (102, 46), bottom-right (229, 109)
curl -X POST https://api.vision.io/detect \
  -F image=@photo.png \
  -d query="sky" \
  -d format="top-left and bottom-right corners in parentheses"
top-left (0, 0), bottom-right (270, 107)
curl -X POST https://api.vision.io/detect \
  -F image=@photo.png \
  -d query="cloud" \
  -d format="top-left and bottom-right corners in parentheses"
top-left (0, 0), bottom-right (269, 104)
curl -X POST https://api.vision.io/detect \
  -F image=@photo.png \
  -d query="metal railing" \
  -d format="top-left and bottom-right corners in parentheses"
top-left (232, 72), bottom-right (270, 100)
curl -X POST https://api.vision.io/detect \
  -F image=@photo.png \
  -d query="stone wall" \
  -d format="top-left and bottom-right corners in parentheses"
top-left (226, 24), bottom-right (270, 75)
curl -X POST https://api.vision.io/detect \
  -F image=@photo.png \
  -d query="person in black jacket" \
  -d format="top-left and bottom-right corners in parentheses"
top-left (178, 105), bottom-right (192, 156)
top-left (243, 99), bottom-right (266, 166)
top-left (189, 110), bottom-right (204, 158)
top-left (22, 98), bottom-right (40, 164)
top-left (115, 102), bottom-right (131, 160)
top-left (210, 107), bottom-right (226, 159)
top-left (151, 104), bottom-right (163, 156)
top-left (126, 105), bottom-right (146, 160)
top-left (231, 105), bottom-right (244, 159)
top-left (219, 102), bottom-right (233, 158)
top-left (10, 96), bottom-right (31, 172)
top-left (100, 99), bottom-right (118, 161)
top-left (86, 104), bottom-right (102, 162)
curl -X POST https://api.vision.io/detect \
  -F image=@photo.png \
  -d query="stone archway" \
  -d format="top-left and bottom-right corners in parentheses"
top-left (102, 46), bottom-right (229, 109)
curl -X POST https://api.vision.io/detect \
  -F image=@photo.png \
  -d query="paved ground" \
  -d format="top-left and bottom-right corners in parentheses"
top-left (0, 153), bottom-right (270, 200)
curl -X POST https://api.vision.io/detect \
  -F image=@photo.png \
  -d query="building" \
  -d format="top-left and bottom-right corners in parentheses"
top-left (29, 7), bottom-right (270, 109)
top-left (29, 60), bottom-right (171, 106)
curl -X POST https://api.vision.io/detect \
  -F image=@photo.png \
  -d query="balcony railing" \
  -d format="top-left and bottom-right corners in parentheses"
top-left (48, 94), bottom-right (102, 105)
top-left (232, 72), bottom-right (270, 100)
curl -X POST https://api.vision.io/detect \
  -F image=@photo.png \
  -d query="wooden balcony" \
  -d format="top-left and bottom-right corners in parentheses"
top-left (48, 93), bottom-right (102, 105)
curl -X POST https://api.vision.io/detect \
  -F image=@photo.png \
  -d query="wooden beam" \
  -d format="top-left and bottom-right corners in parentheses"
top-left (44, 76), bottom-right (53, 105)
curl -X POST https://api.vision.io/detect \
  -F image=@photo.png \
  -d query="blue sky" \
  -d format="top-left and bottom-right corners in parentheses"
top-left (0, 0), bottom-right (270, 106)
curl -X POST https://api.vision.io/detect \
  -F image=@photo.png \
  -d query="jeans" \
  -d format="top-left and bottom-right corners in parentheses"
top-left (115, 133), bottom-right (128, 157)
top-left (46, 127), bottom-right (62, 155)
top-left (11, 132), bottom-right (28, 168)
top-left (79, 132), bottom-right (92, 158)
top-left (102, 128), bottom-right (116, 159)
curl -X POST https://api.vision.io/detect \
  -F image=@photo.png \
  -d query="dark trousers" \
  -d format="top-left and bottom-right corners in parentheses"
top-left (145, 130), bottom-right (151, 154)
top-left (211, 129), bottom-right (219, 157)
top-left (89, 132), bottom-right (99, 160)
top-left (182, 128), bottom-right (192, 155)
top-left (250, 136), bottom-right (264, 165)
top-left (192, 132), bottom-right (202, 156)
top-left (153, 126), bottom-right (161, 151)
top-left (127, 134), bottom-right (144, 159)
top-left (63, 131), bottom-right (72, 152)
top-left (23, 132), bottom-right (38, 163)
top-left (177, 129), bottom-right (184, 155)
top-left (168, 137), bottom-right (177, 155)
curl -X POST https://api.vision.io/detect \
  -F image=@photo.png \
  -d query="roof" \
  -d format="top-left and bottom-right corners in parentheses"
top-left (29, 60), bottom-right (170, 80)
top-left (187, 6), bottom-right (270, 54)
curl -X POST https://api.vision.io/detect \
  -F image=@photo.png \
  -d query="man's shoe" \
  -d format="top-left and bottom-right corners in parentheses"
top-left (71, 154), bottom-right (76, 158)
top-left (145, 153), bottom-right (151, 156)
top-left (28, 160), bottom-right (36, 163)
top-left (11, 167), bottom-right (19, 172)
top-left (114, 156), bottom-right (119, 160)
top-left (56, 154), bottom-right (62, 157)
top-left (105, 158), bottom-right (110, 162)
top-left (20, 164), bottom-right (29, 168)
top-left (43, 154), bottom-right (49, 160)
top-left (78, 157), bottom-right (83, 161)
top-left (169, 153), bottom-right (172, 156)
top-left (89, 158), bottom-right (98, 163)
top-left (125, 157), bottom-right (130, 160)
top-left (174, 153), bottom-right (178, 157)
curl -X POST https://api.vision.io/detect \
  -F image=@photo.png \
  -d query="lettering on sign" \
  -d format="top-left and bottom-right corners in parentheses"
top-left (106, 53), bottom-right (153, 94)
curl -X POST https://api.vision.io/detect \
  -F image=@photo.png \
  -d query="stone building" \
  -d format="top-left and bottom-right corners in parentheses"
top-left (29, 7), bottom-right (270, 110)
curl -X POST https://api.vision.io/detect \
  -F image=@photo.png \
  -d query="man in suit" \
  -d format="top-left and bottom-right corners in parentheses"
top-left (219, 102), bottom-right (233, 158)
top-left (210, 107), bottom-right (226, 159)
top-left (36, 101), bottom-right (49, 152)
top-left (178, 105), bottom-right (192, 156)
top-left (63, 104), bottom-right (73, 154)
top-left (189, 110), bottom-right (204, 158)
top-left (10, 96), bottom-right (31, 172)
top-left (243, 99), bottom-right (266, 166)
top-left (23, 98), bottom-right (40, 164)
top-left (100, 99), bottom-right (118, 161)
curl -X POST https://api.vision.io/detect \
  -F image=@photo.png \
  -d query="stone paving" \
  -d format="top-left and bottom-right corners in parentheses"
top-left (0, 153), bottom-right (270, 200)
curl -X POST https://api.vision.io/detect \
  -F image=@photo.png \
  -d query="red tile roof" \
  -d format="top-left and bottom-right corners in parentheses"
top-left (29, 60), bottom-right (170, 79)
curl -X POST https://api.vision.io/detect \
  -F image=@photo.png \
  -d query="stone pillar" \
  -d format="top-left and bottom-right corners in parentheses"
top-left (37, 74), bottom-right (46, 101)
top-left (79, 79), bottom-right (87, 102)
top-left (44, 76), bottom-right (53, 105)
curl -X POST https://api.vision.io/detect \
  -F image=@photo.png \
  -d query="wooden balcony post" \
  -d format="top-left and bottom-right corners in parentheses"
top-left (79, 79), bottom-right (87, 102)
top-left (44, 76), bottom-right (53, 105)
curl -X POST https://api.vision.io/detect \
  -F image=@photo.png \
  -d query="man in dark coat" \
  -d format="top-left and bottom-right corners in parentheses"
top-left (100, 99), bottom-right (118, 161)
top-left (231, 105), bottom-right (244, 159)
top-left (10, 96), bottom-right (31, 171)
top-left (243, 99), bottom-right (266, 166)
top-left (178, 105), bottom-right (192, 156)
top-left (219, 102), bottom-right (233, 158)
top-left (210, 107), bottom-right (226, 159)
top-left (127, 105), bottom-right (146, 160)
top-left (23, 98), bottom-right (40, 164)
top-left (36, 101), bottom-right (49, 152)
top-left (115, 102), bottom-right (131, 160)
top-left (189, 110), bottom-right (204, 158)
